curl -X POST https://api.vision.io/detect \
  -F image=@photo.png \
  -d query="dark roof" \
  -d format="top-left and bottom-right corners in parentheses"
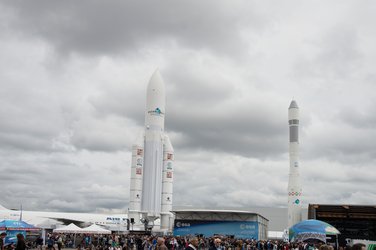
top-left (308, 204), bottom-right (376, 219)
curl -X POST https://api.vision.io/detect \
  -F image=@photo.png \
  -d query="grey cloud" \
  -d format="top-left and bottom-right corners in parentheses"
top-left (1, 150), bottom-right (130, 213)
top-left (0, 91), bottom-right (64, 151)
top-left (70, 115), bottom-right (132, 152)
top-left (338, 104), bottom-right (376, 129)
top-left (1, 0), bottom-right (376, 217)
top-left (168, 103), bottom-right (287, 158)
top-left (302, 119), bottom-right (376, 164)
top-left (313, 27), bottom-right (363, 79)
top-left (173, 153), bottom-right (290, 209)
top-left (165, 63), bottom-right (236, 104)
top-left (290, 26), bottom-right (365, 104)
top-left (2, 1), bottom-right (266, 58)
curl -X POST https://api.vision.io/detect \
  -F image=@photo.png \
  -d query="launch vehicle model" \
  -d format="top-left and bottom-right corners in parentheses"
top-left (287, 100), bottom-right (302, 229)
top-left (128, 70), bottom-right (174, 231)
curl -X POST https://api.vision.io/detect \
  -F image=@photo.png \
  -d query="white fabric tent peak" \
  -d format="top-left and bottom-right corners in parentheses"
top-left (53, 223), bottom-right (83, 233)
top-left (80, 224), bottom-right (111, 234)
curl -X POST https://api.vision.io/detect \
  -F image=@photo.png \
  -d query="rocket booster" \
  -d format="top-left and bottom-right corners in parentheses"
top-left (287, 100), bottom-right (302, 229)
top-left (161, 135), bottom-right (174, 229)
top-left (128, 133), bottom-right (144, 224)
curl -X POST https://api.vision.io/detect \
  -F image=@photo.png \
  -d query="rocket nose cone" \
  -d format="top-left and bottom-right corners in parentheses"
top-left (164, 135), bottom-right (174, 152)
top-left (145, 69), bottom-right (166, 128)
top-left (289, 100), bottom-right (299, 109)
top-left (148, 69), bottom-right (165, 92)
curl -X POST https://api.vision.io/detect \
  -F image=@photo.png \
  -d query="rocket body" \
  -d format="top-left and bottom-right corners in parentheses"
top-left (142, 71), bottom-right (166, 217)
top-left (287, 100), bottom-right (302, 229)
top-left (128, 70), bottom-right (174, 231)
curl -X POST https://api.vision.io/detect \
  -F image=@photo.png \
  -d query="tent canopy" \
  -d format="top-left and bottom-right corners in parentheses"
top-left (0, 220), bottom-right (39, 231)
top-left (53, 223), bottom-right (83, 233)
top-left (289, 219), bottom-right (340, 243)
top-left (80, 224), bottom-right (111, 234)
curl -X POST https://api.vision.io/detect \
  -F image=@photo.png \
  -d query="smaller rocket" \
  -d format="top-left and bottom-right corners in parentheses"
top-left (287, 100), bottom-right (302, 229)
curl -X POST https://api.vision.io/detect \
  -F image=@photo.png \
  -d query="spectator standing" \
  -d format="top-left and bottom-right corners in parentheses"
top-left (0, 232), bottom-right (6, 250)
top-left (156, 237), bottom-right (168, 250)
top-left (36, 236), bottom-right (43, 250)
top-left (209, 238), bottom-right (223, 250)
top-left (351, 244), bottom-right (366, 250)
top-left (47, 236), bottom-right (55, 250)
top-left (185, 237), bottom-right (199, 250)
top-left (56, 234), bottom-right (63, 250)
top-left (15, 234), bottom-right (26, 250)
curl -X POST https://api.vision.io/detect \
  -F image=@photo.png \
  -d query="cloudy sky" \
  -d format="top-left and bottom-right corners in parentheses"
top-left (1, 1), bottom-right (376, 215)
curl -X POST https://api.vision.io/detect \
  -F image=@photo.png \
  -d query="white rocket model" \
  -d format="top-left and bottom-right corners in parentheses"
top-left (287, 100), bottom-right (302, 229)
top-left (128, 70), bottom-right (174, 231)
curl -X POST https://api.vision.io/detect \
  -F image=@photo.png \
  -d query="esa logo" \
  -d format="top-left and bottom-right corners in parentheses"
top-left (176, 222), bottom-right (190, 227)
top-left (240, 224), bottom-right (255, 230)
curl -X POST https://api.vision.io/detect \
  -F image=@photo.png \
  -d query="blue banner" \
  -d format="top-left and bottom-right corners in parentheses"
top-left (1, 230), bottom-right (26, 245)
top-left (174, 220), bottom-right (259, 239)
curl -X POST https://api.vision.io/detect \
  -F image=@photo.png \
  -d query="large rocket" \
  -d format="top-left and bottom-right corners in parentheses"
top-left (128, 70), bottom-right (174, 231)
top-left (287, 100), bottom-right (302, 229)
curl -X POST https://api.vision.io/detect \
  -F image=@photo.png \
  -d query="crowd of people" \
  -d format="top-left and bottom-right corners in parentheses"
top-left (1, 231), bottom-right (367, 250)
top-left (18, 233), bottom-right (365, 250)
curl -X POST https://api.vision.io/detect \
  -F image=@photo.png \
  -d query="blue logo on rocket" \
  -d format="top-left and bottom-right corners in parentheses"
top-left (148, 107), bottom-right (164, 116)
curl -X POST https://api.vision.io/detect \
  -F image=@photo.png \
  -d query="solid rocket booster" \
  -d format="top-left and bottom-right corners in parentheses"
top-left (287, 100), bottom-right (302, 229)
top-left (128, 133), bottom-right (144, 225)
top-left (128, 70), bottom-right (174, 231)
top-left (161, 135), bottom-right (174, 229)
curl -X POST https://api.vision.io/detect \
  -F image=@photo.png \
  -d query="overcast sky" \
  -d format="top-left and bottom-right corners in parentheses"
top-left (1, 0), bottom-right (376, 214)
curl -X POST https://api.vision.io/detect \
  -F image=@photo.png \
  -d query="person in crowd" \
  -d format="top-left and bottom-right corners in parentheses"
top-left (47, 235), bottom-right (55, 250)
top-left (56, 234), bottom-right (63, 250)
top-left (351, 243), bottom-right (366, 250)
top-left (36, 236), bottom-right (43, 250)
top-left (14, 234), bottom-right (26, 250)
top-left (156, 237), bottom-right (168, 250)
top-left (185, 237), bottom-right (198, 250)
top-left (0, 232), bottom-right (6, 250)
top-left (209, 238), bottom-right (222, 250)
top-left (319, 245), bottom-right (333, 250)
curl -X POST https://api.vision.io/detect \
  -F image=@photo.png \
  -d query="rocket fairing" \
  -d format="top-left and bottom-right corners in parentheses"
top-left (128, 70), bottom-right (174, 231)
top-left (287, 100), bottom-right (302, 229)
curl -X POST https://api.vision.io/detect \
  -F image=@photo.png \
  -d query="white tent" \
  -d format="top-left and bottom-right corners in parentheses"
top-left (80, 224), bottom-right (111, 234)
top-left (53, 223), bottom-right (83, 233)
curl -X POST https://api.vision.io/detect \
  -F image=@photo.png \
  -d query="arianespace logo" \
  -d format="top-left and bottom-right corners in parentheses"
top-left (148, 107), bottom-right (164, 117)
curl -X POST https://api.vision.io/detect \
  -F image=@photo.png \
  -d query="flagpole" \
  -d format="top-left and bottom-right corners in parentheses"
top-left (19, 204), bottom-right (23, 221)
